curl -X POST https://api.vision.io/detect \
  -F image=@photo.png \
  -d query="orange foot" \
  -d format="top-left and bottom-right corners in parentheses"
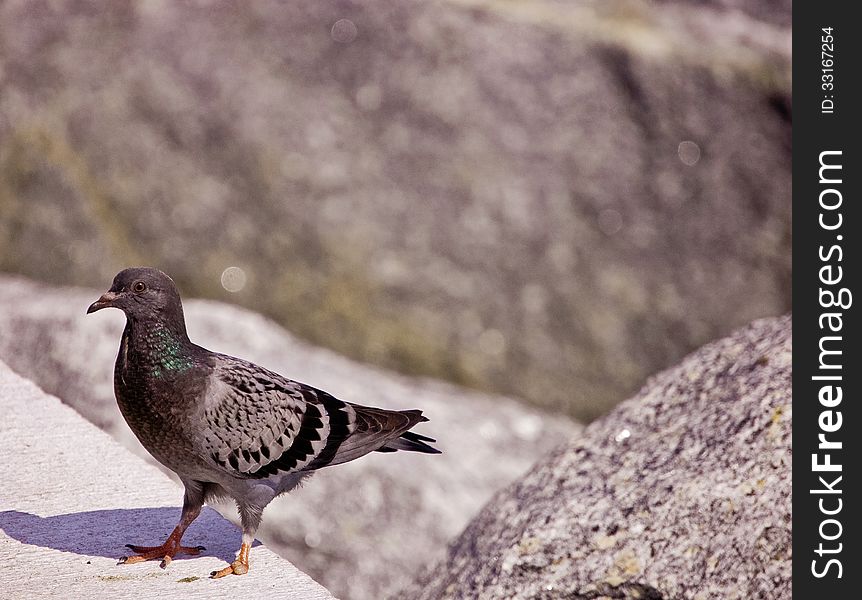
top-left (210, 542), bottom-right (250, 578)
top-left (119, 540), bottom-right (205, 569)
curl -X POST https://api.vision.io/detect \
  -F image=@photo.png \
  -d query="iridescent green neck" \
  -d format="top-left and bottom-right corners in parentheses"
top-left (150, 327), bottom-right (195, 376)
top-left (126, 319), bottom-right (195, 378)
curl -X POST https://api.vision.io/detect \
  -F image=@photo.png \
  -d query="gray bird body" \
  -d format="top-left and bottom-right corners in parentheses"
top-left (88, 267), bottom-right (439, 576)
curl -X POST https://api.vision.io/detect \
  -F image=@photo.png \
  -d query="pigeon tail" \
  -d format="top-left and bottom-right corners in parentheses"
top-left (376, 430), bottom-right (441, 454)
top-left (373, 409), bottom-right (440, 454)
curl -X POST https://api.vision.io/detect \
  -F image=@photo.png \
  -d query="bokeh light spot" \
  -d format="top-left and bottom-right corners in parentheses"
top-left (331, 19), bottom-right (358, 44)
top-left (304, 531), bottom-right (321, 548)
top-left (598, 209), bottom-right (623, 235)
top-left (220, 266), bottom-right (247, 293)
top-left (356, 84), bottom-right (382, 111)
top-left (478, 328), bottom-right (506, 356)
top-left (514, 415), bottom-right (542, 441)
top-left (678, 140), bottom-right (701, 166)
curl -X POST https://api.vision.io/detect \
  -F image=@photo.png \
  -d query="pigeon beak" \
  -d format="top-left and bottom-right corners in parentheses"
top-left (87, 291), bottom-right (120, 314)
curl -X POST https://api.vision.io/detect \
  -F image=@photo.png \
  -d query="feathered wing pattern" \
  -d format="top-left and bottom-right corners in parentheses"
top-left (201, 354), bottom-right (439, 481)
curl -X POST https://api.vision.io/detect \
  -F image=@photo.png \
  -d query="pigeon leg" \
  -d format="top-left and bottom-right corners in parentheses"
top-left (210, 499), bottom-right (263, 578)
top-left (119, 487), bottom-right (204, 568)
top-left (210, 538), bottom-right (251, 578)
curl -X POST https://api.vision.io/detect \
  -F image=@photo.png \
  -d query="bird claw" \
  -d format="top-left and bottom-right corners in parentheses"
top-left (119, 541), bottom-right (205, 566)
top-left (210, 543), bottom-right (251, 578)
top-left (210, 560), bottom-right (249, 578)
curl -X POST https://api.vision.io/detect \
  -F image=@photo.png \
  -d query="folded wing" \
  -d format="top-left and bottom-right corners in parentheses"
top-left (201, 354), bottom-right (438, 480)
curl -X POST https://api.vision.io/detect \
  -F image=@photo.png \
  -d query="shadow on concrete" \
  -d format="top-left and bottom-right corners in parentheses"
top-left (0, 506), bottom-right (258, 564)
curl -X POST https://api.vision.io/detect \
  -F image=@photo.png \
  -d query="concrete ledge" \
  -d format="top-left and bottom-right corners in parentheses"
top-left (0, 360), bottom-right (335, 599)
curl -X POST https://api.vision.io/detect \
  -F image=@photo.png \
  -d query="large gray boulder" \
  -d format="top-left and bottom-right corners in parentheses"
top-left (0, 0), bottom-right (790, 420)
top-left (0, 274), bottom-right (579, 600)
top-left (406, 316), bottom-right (791, 600)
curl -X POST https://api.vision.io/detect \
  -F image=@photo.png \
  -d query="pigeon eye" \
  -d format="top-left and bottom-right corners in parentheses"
top-left (132, 281), bottom-right (147, 293)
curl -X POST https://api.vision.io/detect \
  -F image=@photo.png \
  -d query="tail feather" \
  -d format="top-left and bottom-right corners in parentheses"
top-left (316, 405), bottom-right (440, 467)
top-left (376, 429), bottom-right (441, 454)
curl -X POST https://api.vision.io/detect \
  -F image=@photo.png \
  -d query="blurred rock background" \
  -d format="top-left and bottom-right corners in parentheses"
top-left (0, 0), bottom-right (791, 422)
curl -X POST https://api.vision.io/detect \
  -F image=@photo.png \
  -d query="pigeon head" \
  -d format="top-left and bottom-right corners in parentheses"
top-left (87, 267), bottom-right (185, 325)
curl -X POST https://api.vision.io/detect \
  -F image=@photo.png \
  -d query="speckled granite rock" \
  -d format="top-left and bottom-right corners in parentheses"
top-left (405, 316), bottom-right (791, 600)
top-left (0, 274), bottom-right (579, 600)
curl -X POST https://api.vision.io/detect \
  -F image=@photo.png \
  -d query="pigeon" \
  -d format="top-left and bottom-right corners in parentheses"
top-left (87, 267), bottom-right (440, 578)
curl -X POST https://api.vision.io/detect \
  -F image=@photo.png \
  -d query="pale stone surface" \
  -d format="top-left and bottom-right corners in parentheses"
top-left (0, 360), bottom-right (335, 600)
top-left (405, 316), bottom-right (792, 600)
